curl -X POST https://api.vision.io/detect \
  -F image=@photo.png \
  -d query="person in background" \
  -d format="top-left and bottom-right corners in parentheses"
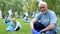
top-left (24, 16), bottom-right (30, 22)
top-left (12, 18), bottom-right (21, 31)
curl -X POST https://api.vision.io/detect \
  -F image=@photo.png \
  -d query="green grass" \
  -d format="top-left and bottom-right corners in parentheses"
top-left (0, 18), bottom-right (32, 34)
top-left (0, 17), bottom-right (60, 34)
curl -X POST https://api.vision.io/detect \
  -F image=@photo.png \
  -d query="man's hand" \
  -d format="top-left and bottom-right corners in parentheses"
top-left (41, 29), bottom-right (46, 32)
top-left (41, 23), bottom-right (55, 32)
top-left (32, 29), bottom-right (38, 34)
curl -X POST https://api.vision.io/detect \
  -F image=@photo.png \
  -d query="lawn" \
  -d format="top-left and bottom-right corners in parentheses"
top-left (0, 17), bottom-right (60, 34)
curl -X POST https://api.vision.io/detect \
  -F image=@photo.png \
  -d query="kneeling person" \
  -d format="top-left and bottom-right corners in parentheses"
top-left (12, 18), bottom-right (21, 31)
top-left (30, 2), bottom-right (58, 34)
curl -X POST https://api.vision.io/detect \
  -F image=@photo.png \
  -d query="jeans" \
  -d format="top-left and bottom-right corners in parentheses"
top-left (34, 22), bottom-right (57, 34)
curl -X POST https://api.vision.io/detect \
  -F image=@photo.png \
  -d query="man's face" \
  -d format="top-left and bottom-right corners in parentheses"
top-left (40, 4), bottom-right (48, 14)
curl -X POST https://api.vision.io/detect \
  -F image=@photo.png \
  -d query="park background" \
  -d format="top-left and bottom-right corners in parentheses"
top-left (0, 0), bottom-right (60, 34)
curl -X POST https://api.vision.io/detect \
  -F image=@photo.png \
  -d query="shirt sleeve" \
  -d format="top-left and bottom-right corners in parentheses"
top-left (34, 12), bottom-right (41, 21)
top-left (50, 11), bottom-right (58, 24)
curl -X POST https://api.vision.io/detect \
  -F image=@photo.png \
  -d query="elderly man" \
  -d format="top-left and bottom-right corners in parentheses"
top-left (12, 18), bottom-right (21, 31)
top-left (30, 2), bottom-right (58, 34)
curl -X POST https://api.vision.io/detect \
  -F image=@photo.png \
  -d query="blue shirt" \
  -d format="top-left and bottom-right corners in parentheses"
top-left (34, 10), bottom-right (58, 32)
top-left (14, 21), bottom-right (21, 28)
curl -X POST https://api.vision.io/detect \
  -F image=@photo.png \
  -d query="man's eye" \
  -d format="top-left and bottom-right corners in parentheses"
top-left (40, 7), bottom-right (44, 9)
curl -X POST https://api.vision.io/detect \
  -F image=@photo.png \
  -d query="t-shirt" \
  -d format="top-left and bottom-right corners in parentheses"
top-left (34, 10), bottom-right (58, 32)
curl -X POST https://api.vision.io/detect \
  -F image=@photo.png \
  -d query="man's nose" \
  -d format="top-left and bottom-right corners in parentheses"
top-left (41, 8), bottom-right (44, 10)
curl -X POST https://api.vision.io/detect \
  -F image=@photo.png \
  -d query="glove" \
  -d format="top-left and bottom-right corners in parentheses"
top-left (38, 32), bottom-right (42, 34)
top-left (32, 29), bottom-right (38, 34)
top-left (39, 30), bottom-right (42, 33)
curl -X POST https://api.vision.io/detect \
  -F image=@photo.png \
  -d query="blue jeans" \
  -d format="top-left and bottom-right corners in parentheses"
top-left (34, 22), bottom-right (46, 32)
top-left (45, 30), bottom-right (57, 34)
top-left (34, 22), bottom-right (57, 34)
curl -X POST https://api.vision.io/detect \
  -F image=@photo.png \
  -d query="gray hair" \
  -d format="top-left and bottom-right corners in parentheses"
top-left (38, 1), bottom-right (47, 7)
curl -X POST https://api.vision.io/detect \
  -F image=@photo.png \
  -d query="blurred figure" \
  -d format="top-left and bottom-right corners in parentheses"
top-left (12, 18), bottom-right (21, 31)
top-left (23, 16), bottom-right (30, 22)
top-left (4, 17), bottom-right (14, 32)
top-left (4, 17), bottom-right (12, 25)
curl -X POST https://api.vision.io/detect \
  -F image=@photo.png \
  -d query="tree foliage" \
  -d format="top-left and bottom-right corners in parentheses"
top-left (0, 0), bottom-right (60, 18)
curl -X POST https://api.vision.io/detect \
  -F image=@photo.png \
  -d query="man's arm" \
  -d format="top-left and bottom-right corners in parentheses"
top-left (14, 25), bottom-right (18, 30)
top-left (14, 22), bottom-right (19, 30)
top-left (30, 12), bottom-right (41, 29)
top-left (41, 11), bottom-right (57, 32)
top-left (41, 23), bottom-right (55, 32)
top-left (30, 19), bottom-right (37, 29)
